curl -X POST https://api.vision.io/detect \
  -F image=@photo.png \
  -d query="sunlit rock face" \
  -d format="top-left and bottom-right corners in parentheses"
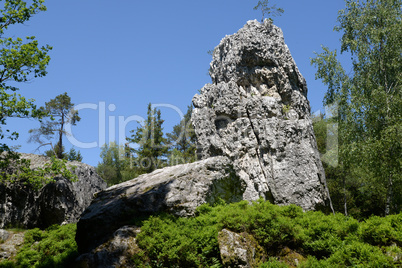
top-left (192, 19), bottom-right (332, 211)
top-left (75, 20), bottom-right (333, 258)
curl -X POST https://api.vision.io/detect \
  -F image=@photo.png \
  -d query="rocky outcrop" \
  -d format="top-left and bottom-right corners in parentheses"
top-left (192, 19), bottom-right (332, 210)
top-left (76, 20), bottom-right (333, 258)
top-left (76, 156), bottom-right (243, 253)
top-left (0, 154), bottom-right (106, 229)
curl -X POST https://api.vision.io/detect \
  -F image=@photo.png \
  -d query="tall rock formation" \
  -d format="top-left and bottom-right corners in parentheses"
top-left (75, 20), bottom-right (333, 257)
top-left (192, 19), bottom-right (331, 210)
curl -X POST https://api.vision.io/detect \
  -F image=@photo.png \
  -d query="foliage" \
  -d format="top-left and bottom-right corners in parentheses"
top-left (97, 105), bottom-right (197, 187)
top-left (0, 0), bottom-right (52, 182)
top-left (253, 0), bottom-right (284, 22)
top-left (126, 103), bottom-right (168, 174)
top-left (29, 92), bottom-right (81, 159)
top-left (65, 147), bottom-right (82, 162)
top-left (96, 142), bottom-right (128, 186)
top-left (1, 202), bottom-right (399, 267)
top-left (167, 105), bottom-right (197, 165)
top-left (134, 200), bottom-right (401, 267)
top-left (0, 224), bottom-right (78, 268)
top-left (311, 0), bottom-right (402, 216)
top-left (0, 155), bottom-right (77, 190)
top-left (44, 143), bottom-right (83, 162)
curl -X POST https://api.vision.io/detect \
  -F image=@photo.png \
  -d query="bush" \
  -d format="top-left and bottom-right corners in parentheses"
top-left (1, 201), bottom-right (399, 267)
top-left (135, 200), bottom-right (401, 267)
top-left (0, 224), bottom-right (78, 268)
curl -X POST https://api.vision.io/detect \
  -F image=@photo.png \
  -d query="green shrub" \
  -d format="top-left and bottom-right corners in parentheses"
top-left (2, 201), bottom-right (399, 268)
top-left (259, 257), bottom-right (289, 268)
top-left (136, 214), bottom-right (221, 267)
top-left (360, 214), bottom-right (402, 246)
top-left (0, 224), bottom-right (78, 268)
top-left (325, 241), bottom-right (394, 267)
top-left (135, 200), bottom-right (401, 267)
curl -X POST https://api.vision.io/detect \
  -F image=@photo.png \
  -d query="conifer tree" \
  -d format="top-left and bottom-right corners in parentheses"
top-left (167, 105), bottom-right (197, 165)
top-left (127, 103), bottom-right (168, 174)
top-left (29, 92), bottom-right (80, 159)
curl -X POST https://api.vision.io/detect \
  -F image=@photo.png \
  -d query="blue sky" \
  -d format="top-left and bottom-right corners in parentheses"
top-left (6, 0), bottom-right (348, 166)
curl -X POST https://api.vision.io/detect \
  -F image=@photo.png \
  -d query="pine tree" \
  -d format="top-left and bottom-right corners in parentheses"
top-left (167, 105), bottom-right (197, 165)
top-left (127, 103), bottom-right (168, 174)
top-left (29, 92), bottom-right (80, 159)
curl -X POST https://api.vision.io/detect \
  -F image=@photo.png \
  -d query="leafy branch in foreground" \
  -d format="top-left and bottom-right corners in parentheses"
top-left (0, 0), bottom-right (58, 187)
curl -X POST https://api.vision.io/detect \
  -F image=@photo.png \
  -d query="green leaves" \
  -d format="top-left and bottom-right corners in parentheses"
top-left (135, 200), bottom-right (401, 267)
top-left (253, 0), bottom-right (284, 22)
top-left (0, 37), bottom-right (51, 86)
top-left (0, 0), bottom-right (47, 36)
top-left (1, 156), bottom-right (77, 191)
top-left (127, 103), bottom-right (168, 174)
top-left (166, 105), bottom-right (197, 165)
top-left (311, 0), bottom-right (402, 216)
top-left (29, 92), bottom-right (81, 160)
top-left (12, 224), bottom-right (78, 268)
top-left (0, 1), bottom-right (57, 187)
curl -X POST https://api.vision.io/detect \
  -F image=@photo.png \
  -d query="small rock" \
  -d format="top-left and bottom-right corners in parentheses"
top-left (218, 229), bottom-right (266, 268)
top-left (0, 230), bottom-right (10, 242)
top-left (0, 232), bottom-right (25, 260)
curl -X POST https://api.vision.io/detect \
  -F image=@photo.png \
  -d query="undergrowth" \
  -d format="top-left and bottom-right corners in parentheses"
top-left (0, 201), bottom-right (400, 267)
top-left (135, 200), bottom-right (401, 267)
top-left (0, 224), bottom-right (78, 268)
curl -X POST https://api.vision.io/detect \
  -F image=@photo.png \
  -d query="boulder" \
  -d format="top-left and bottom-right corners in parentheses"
top-left (76, 156), bottom-right (243, 253)
top-left (75, 226), bottom-right (142, 268)
top-left (218, 229), bottom-right (266, 268)
top-left (0, 230), bottom-right (9, 242)
top-left (192, 19), bottom-right (332, 210)
top-left (0, 154), bottom-right (106, 229)
top-left (0, 230), bottom-right (25, 260)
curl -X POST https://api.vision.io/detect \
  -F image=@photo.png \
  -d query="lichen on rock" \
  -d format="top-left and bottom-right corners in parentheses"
top-left (192, 19), bottom-right (333, 211)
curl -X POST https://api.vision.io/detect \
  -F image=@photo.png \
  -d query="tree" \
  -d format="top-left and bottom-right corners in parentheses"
top-left (66, 147), bottom-right (83, 162)
top-left (167, 105), bottom-right (197, 165)
top-left (96, 142), bottom-right (125, 186)
top-left (253, 0), bottom-right (284, 22)
top-left (311, 0), bottom-right (401, 216)
top-left (29, 92), bottom-right (81, 159)
top-left (126, 103), bottom-right (168, 174)
top-left (0, 0), bottom-right (51, 164)
top-left (0, 1), bottom-right (75, 188)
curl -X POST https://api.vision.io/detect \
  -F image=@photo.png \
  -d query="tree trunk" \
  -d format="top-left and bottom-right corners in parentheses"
top-left (57, 113), bottom-right (65, 159)
top-left (385, 174), bottom-right (393, 216)
top-left (343, 175), bottom-right (348, 216)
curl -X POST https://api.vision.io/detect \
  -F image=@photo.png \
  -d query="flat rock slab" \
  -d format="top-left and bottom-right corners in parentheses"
top-left (76, 156), bottom-right (244, 253)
